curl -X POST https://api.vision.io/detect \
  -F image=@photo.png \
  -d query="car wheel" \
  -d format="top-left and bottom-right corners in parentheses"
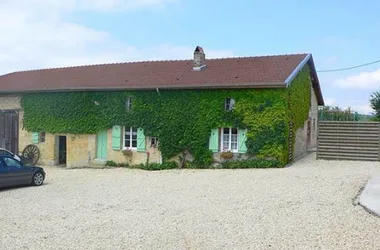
top-left (32, 172), bottom-right (44, 186)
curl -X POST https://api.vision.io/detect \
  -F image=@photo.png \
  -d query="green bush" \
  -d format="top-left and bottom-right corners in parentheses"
top-left (130, 162), bottom-right (178, 171)
top-left (183, 161), bottom-right (209, 169)
top-left (103, 159), bottom-right (281, 169)
top-left (105, 161), bottom-right (129, 168)
top-left (105, 160), bottom-right (118, 167)
top-left (118, 162), bottom-right (130, 168)
top-left (221, 159), bottom-right (282, 169)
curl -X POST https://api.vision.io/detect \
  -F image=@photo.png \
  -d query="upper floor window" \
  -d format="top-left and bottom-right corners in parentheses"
top-left (125, 97), bottom-right (133, 112)
top-left (225, 98), bottom-right (235, 111)
top-left (150, 137), bottom-right (158, 148)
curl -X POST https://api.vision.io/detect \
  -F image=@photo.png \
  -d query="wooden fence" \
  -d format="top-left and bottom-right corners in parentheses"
top-left (317, 121), bottom-right (380, 161)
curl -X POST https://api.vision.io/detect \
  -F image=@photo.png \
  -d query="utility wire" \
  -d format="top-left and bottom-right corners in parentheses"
top-left (317, 59), bottom-right (380, 72)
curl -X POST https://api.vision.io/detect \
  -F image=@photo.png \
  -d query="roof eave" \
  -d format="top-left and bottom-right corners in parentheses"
top-left (0, 82), bottom-right (286, 94)
top-left (285, 53), bottom-right (324, 106)
top-left (285, 54), bottom-right (312, 86)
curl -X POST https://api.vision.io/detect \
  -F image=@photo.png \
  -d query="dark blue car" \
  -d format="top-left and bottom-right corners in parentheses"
top-left (0, 155), bottom-right (46, 189)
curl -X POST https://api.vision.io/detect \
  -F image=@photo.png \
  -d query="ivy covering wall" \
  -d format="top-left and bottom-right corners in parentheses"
top-left (21, 65), bottom-right (312, 167)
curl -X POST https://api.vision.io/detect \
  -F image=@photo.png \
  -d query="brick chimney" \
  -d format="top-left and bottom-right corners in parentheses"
top-left (193, 46), bottom-right (206, 71)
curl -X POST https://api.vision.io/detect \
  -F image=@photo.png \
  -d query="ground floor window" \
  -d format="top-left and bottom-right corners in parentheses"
top-left (221, 128), bottom-right (238, 152)
top-left (40, 132), bottom-right (46, 143)
top-left (125, 127), bottom-right (138, 148)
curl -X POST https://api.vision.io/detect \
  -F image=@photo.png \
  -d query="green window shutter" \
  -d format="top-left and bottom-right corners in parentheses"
top-left (238, 128), bottom-right (248, 153)
top-left (137, 128), bottom-right (146, 152)
top-left (112, 126), bottom-right (122, 150)
top-left (32, 132), bottom-right (39, 144)
top-left (208, 129), bottom-right (219, 153)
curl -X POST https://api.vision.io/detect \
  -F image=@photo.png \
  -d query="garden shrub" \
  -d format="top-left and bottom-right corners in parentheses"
top-left (130, 162), bottom-right (178, 171)
top-left (105, 161), bottom-right (129, 168)
top-left (221, 159), bottom-right (282, 169)
top-left (105, 161), bottom-right (118, 167)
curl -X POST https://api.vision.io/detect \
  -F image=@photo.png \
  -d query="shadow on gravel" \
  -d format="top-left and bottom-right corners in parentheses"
top-left (0, 183), bottom-right (50, 192)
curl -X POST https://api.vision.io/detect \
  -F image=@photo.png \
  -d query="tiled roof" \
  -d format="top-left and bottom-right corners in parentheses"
top-left (0, 53), bottom-right (324, 105)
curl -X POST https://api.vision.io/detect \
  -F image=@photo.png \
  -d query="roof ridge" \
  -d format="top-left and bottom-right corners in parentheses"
top-left (206, 53), bottom-right (309, 60)
top-left (4, 53), bottom-right (310, 75)
top-left (8, 59), bottom-right (193, 74)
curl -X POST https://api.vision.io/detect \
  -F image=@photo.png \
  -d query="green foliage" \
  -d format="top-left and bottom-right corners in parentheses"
top-left (105, 160), bottom-right (118, 167)
top-left (288, 68), bottom-right (311, 130)
top-left (234, 88), bottom-right (289, 164)
top-left (287, 66), bottom-right (311, 130)
top-left (286, 66), bottom-right (312, 162)
top-left (319, 105), bottom-right (360, 121)
top-left (105, 161), bottom-right (129, 168)
top-left (131, 162), bottom-right (178, 171)
top-left (246, 122), bottom-right (286, 155)
top-left (118, 162), bottom-right (130, 168)
top-left (105, 160), bottom-right (176, 170)
top-left (221, 159), bottom-right (282, 169)
top-left (358, 114), bottom-right (375, 121)
top-left (21, 67), bottom-right (312, 167)
top-left (370, 91), bottom-right (380, 120)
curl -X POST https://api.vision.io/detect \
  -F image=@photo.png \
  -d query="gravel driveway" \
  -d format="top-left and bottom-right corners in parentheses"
top-left (1, 153), bottom-right (380, 250)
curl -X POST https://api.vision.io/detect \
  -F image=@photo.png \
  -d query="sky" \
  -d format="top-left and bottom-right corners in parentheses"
top-left (1, 0), bottom-right (379, 114)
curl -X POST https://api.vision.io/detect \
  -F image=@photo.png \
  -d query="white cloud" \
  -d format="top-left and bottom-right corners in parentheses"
top-left (350, 105), bottom-right (373, 115)
top-left (333, 69), bottom-right (380, 89)
top-left (0, 0), bottom-right (233, 74)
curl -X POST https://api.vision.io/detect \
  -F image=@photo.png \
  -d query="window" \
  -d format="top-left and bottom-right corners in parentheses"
top-left (124, 127), bottom-right (138, 148)
top-left (3, 157), bottom-right (22, 168)
top-left (40, 132), bottom-right (46, 143)
top-left (150, 137), bottom-right (158, 148)
top-left (125, 97), bottom-right (133, 112)
top-left (221, 128), bottom-right (238, 152)
top-left (225, 98), bottom-right (235, 111)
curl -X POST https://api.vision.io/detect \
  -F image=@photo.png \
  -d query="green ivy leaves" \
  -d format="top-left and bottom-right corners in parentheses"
top-left (21, 66), bottom-right (311, 167)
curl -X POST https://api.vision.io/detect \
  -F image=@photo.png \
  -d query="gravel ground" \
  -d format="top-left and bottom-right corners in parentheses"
top-left (1, 153), bottom-right (380, 250)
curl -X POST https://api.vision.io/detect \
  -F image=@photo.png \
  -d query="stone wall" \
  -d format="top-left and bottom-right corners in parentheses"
top-left (18, 111), bottom-right (56, 165)
top-left (20, 126), bottom-right (162, 167)
top-left (0, 96), bottom-right (21, 110)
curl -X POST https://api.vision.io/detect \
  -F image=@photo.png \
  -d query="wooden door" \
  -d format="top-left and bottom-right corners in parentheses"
top-left (96, 130), bottom-right (108, 160)
top-left (0, 111), bottom-right (18, 154)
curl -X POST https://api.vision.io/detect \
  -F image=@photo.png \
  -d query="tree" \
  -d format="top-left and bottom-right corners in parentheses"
top-left (318, 105), bottom-right (358, 121)
top-left (370, 91), bottom-right (380, 121)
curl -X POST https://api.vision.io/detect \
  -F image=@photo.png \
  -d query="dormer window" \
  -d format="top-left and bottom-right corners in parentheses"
top-left (225, 98), bottom-right (235, 111)
top-left (125, 97), bottom-right (133, 112)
